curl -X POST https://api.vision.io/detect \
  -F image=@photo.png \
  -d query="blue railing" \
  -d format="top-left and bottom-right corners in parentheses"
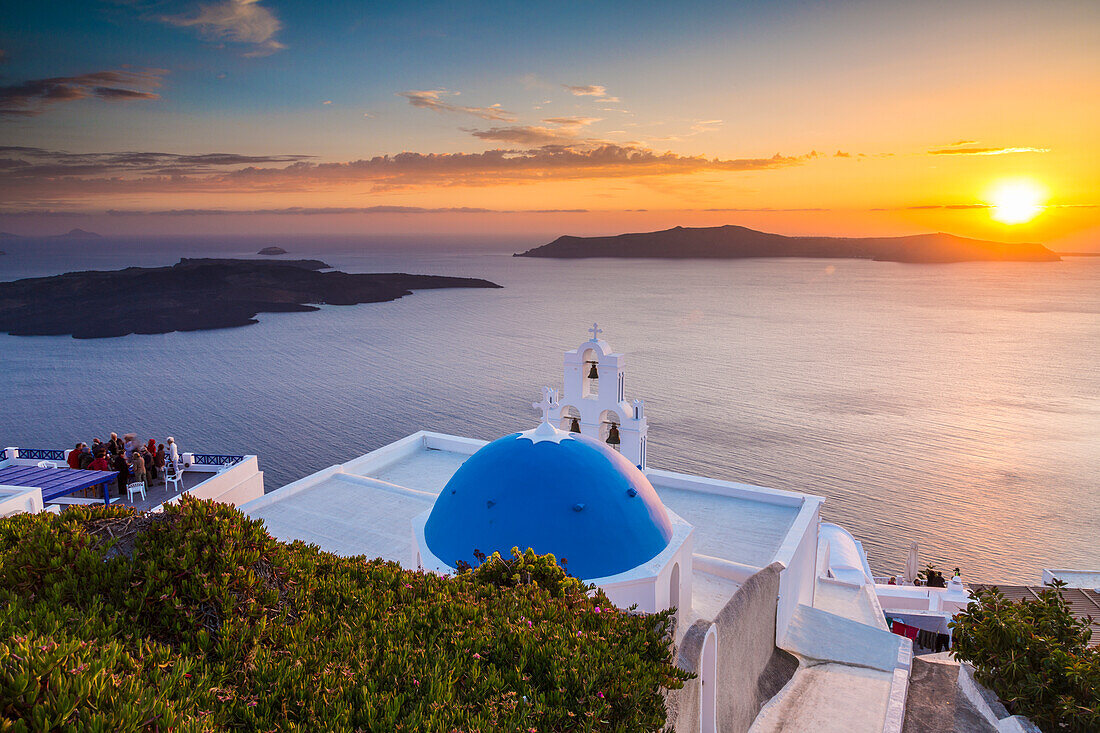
top-left (18, 448), bottom-right (66, 461)
top-left (3, 448), bottom-right (246, 467)
top-left (191, 454), bottom-right (245, 467)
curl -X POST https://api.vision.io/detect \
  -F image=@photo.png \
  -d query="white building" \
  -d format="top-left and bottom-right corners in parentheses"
top-left (241, 326), bottom-right (929, 733)
top-left (2, 326), bottom-right (1081, 731)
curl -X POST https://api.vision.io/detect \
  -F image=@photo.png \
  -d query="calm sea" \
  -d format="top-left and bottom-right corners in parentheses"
top-left (1, 235), bottom-right (1097, 583)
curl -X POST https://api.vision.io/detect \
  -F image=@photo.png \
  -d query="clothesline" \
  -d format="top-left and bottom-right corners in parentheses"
top-left (886, 615), bottom-right (951, 653)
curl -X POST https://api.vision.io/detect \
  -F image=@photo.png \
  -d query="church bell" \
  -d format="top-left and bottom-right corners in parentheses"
top-left (587, 361), bottom-right (599, 379)
top-left (606, 424), bottom-right (621, 446)
top-left (569, 417), bottom-right (581, 433)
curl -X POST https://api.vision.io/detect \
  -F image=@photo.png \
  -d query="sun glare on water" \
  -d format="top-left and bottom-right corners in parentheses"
top-left (988, 180), bottom-right (1046, 224)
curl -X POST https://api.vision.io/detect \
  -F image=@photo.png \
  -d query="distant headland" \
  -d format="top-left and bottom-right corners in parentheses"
top-left (258, 246), bottom-right (288, 255)
top-left (0, 228), bottom-right (102, 240)
top-left (0, 258), bottom-right (501, 339)
top-left (516, 225), bottom-right (1060, 263)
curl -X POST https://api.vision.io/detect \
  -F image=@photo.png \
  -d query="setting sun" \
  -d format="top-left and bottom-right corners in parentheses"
top-left (988, 180), bottom-right (1046, 224)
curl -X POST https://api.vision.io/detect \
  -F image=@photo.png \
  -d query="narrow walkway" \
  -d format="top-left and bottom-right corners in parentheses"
top-left (902, 656), bottom-right (996, 733)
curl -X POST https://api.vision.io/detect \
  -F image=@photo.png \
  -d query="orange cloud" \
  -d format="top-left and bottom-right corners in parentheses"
top-left (0, 144), bottom-right (821, 203)
top-left (927, 145), bottom-right (1050, 156)
top-left (541, 116), bottom-right (602, 127)
top-left (562, 84), bottom-right (620, 103)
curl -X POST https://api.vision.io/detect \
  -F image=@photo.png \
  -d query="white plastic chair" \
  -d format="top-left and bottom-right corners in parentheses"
top-left (126, 481), bottom-right (146, 502)
top-left (37, 460), bottom-right (58, 469)
top-left (165, 463), bottom-right (183, 494)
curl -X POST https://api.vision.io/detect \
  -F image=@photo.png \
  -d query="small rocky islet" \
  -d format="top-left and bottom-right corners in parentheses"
top-left (0, 257), bottom-right (501, 338)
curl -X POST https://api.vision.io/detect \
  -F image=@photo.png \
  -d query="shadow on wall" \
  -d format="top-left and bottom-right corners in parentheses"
top-left (665, 562), bottom-right (798, 733)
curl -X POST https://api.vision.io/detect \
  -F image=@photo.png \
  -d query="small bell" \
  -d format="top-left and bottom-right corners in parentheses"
top-left (587, 361), bottom-right (599, 379)
top-left (569, 417), bottom-right (581, 433)
top-left (606, 424), bottom-right (620, 446)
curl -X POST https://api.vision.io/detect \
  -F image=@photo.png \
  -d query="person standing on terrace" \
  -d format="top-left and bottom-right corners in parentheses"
top-left (167, 437), bottom-right (179, 468)
top-left (131, 450), bottom-right (147, 488)
top-left (112, 451), bottom-right (130, 495)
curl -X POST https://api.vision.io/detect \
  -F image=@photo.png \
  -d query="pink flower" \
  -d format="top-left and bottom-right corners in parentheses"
top-left (598, 692), bottom-right (605, 698)
top-left (594, 606), bottom-right (601, 613)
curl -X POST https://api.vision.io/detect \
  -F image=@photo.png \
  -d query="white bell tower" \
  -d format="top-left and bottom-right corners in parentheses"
top-left (547, 324), bottom-right (649, 469)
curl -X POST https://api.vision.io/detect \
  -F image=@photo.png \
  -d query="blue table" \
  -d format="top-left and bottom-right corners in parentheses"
top-left (0, 465), bottom-right (119, 506)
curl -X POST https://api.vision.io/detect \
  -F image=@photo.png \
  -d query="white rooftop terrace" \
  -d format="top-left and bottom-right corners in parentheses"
top-left (1042, 569), bottom-right (1100, 590)
top-left (243, 431), bottom-right (815, 577)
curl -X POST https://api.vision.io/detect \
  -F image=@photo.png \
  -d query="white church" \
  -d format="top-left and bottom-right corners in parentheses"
top-left (240, 326), bottom-right (978, 733)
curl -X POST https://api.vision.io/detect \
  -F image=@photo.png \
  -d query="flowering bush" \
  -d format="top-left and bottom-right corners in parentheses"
top-left (0, 497), bottom-right (689, 731)
top-left (950, 582), bottom-right (1099, 733)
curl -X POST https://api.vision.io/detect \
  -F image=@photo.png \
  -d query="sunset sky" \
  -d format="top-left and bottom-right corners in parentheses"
top-left (2, 0), bottom-right (1098, 248)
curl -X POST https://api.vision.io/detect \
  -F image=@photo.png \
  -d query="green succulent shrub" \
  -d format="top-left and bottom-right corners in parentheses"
top-left (0, 497), bottom-right (689, 731)
top-left (950, 582), bottom-right (1099, 732)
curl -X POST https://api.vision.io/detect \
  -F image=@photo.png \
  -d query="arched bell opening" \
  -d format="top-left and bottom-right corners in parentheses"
top-left (599, 409), bottom-right (621, 451)
top-left (582, 348), bottom-right (599, 398)
top-left (559, 404), bottom-right (582, 433)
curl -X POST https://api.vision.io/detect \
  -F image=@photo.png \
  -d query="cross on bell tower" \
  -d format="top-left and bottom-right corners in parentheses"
top-left (588, 323), bottom-right (603, 341)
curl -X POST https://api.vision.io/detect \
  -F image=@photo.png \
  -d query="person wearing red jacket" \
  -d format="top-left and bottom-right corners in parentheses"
top-left (89, 454), bottom-right (111, 471)
top-left (67, 443), bottom-right (83, 469)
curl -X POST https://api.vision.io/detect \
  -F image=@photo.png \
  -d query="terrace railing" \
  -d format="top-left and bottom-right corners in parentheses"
top-left (190, 454), bottom-right (245, 468)
top-left (3, 448), bottom-right (247, 469)
top-left (16, 448), bottom-right (67, 461)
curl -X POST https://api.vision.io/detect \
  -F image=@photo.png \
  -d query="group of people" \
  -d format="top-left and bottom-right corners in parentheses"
top-left (67, 433), bottom-right (181, 496)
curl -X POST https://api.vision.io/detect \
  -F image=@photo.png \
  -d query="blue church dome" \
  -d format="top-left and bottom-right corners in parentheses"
top-left (424, 429), bottom-right (673, 580)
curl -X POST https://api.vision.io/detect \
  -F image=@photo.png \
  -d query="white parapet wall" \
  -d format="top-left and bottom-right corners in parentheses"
top-left (774, 498), bottom-right (823, 641)
top-left (339, 431), bottom-right (485, 479)
top-left (0, 485), bottom-right (44, 517)
top-left (153, 456), bottom-right (264, 511)
top-left (874, 583), bottom-right (972, 615)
